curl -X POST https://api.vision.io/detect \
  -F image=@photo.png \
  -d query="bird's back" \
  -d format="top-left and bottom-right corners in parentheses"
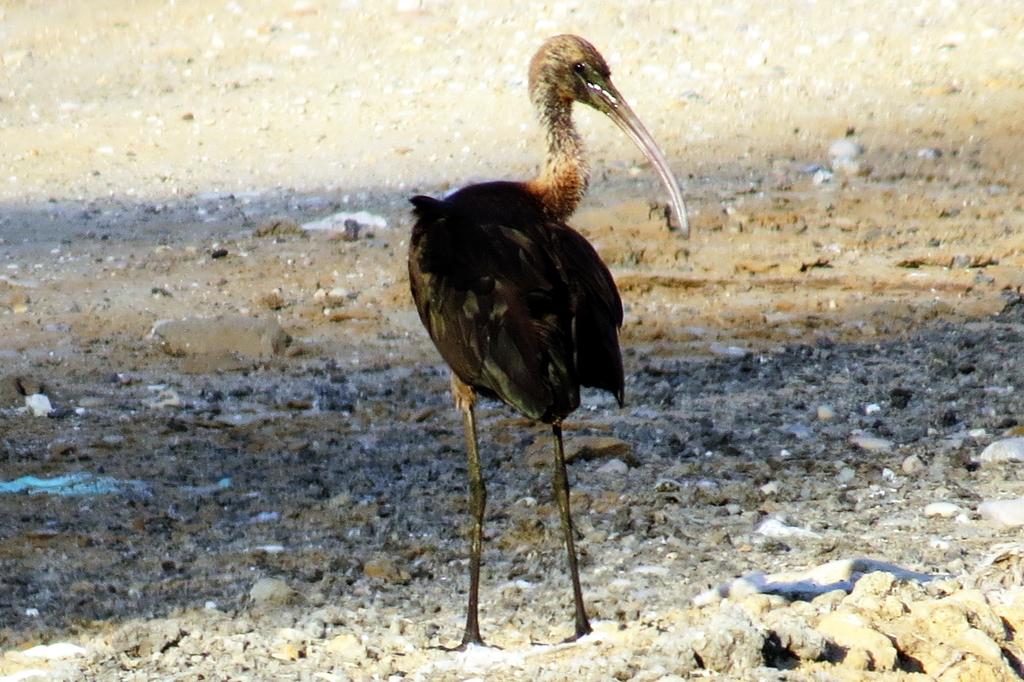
top-left (408, 182), bottom-right (624, 423)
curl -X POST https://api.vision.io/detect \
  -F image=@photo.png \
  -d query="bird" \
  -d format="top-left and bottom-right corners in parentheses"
top-left (407, 34), bottom-right (688, 648)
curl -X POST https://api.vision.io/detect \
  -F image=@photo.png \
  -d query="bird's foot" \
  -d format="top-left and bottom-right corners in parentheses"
top-left (561, 624), bottom-right (593, 644)
top-left (433, 632), bottom-right (494, 652)
top-left (529, 624), bottom-right (593, 648)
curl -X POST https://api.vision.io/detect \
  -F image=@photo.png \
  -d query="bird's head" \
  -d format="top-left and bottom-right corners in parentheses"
top-left (528, 35), bottom-right (615, 112)
top-left (529, 34), bottom-right (689, 236)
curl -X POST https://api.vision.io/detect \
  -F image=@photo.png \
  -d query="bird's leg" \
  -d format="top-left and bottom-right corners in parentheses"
top-left (452, 374), bottom-right (486, 648)
top-left (551, 422), bottom-right (592, 640)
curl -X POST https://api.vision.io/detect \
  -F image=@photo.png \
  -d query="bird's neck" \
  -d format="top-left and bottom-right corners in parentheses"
top-left (527, 99), bottom-right (589, 222)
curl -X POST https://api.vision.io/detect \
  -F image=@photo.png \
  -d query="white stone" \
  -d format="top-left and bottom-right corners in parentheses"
top-left (924, 502), bottom-right (961, 518)
top-left (978, 499), bottom-right (1024, 527)
top-left (756, 518), bottom-right (821, 540)
top-left (828, 138), bottom-right (864, 160)
top-left (24, 393), bottom-right (53, 417)
top-left (977, 438), bottom-right (1024, 464)
top-left (21, 642), bottom-right (87, 660)
top-left (901, 454), bottom-right (925, 475)
top-left (596, 458), bottom-right (628, 475)
top-left (709, 342), bottom-right (747, 358)
top-left (250, 577), bottom-right (293, 605)
top-left (850, 434), bottom-right (893, 452)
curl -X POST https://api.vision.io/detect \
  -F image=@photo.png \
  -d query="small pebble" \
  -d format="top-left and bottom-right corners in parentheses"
top-left (812, 168), bottom-right (833, 185)
top-left (708, 342), bottom-right (747, 358)
top-left (325, 632), bottom-right (366, 661)
top-left (596, 458), bottom-right (629, 475)
top-left (917, 147), bottom-right (942, 159)
top-left (828, 138), bottom-right (864, 160)
top-left (924, 502), bottom-right (961, 518)
top-left (249, 577), bottom-right (293, 605)
top-left (817, 404), bottom-right (836, 421)
top-left (901, 454), bottom-right (925, 475)
top-left (836, 467), bottom-right (856, 484)
top-left (363, 557), bottom-right (409, 582)
top-left (144, 389), bottom-right (182, 409)
top-left (849, 434), bottom-right (893, 452)
top-left (831, 157), bottom-right (868, 177)
top-left (756, 518), bottom-right (821, 539)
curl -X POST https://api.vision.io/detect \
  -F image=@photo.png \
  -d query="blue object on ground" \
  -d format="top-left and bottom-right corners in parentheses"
top-left (0, 473), bottom-right (125, 496)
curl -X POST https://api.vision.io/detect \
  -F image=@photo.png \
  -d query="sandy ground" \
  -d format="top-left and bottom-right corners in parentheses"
top-left (3, 1), bottom-right (1024, 680)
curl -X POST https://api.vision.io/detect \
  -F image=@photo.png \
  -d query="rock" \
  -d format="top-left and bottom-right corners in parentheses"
top-left (756, 518), bottom-right (821, 540)
top-left (901, 454), bottom-right (925, 475)
top-left (325, 632), bottom-right (366, 661)
top-left (143, 389), bottom-right (181, 409)
top-left (19, 641), bottom-right (88, 660)
top-left (978, 498), bottom-right (1024, 527)
top-left (816, 611), bottom-right (897, 671)
top-left (976, 437), bottom-right (1024, 464)
top-left (25, 393), bottom-right (53, 417)
top-left (596, 458), bottom-right (629, 475)
top-left (812, 168), bottom-right (833, 185)
top-left (888, 591), bottom-right (1017, 677)
top-left (924, 501), bottom-right (961, 518)
top-left (767, 615), bottom-right (830, 663)
top-left (708, 342), bottom-right (747, 358)
top-left (111, 619), bottom-right (184, 656)
top-left (836, 467), bottom-right (855, 484)
top-left (271, 641), bottom-right (303, 661)
top-left (362, 557), bottom-right (409, 583)
top-left (816, 404), bottom-right (835, 421)
top-left (566, 436), bottom-right (638, 466)
top-left (150, 316), bottom-right (291, 359)
top-left (828, 138), bottom-right (864, 160)
top-left (689, 607), bottom-right (766, 673)
top-left (917, 147), bottom-right (942, 160)
top-left (849, 434), bottom-right (893, 452)
top-left (847, 571), bottom-right (896, 602)
top-left (249, 577), bottom-right (294, 606)
top-left (832, 157), bottom-right (869, 177)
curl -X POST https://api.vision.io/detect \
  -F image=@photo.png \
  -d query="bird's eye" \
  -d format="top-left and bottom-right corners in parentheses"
top-left (572, 62), bottom-right (585, 74)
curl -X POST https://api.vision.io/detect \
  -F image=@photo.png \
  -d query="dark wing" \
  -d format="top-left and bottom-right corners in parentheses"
top-left (408, 186), bottom-right (580, 423)
top-left (549, 225), bottom-right (625, 406)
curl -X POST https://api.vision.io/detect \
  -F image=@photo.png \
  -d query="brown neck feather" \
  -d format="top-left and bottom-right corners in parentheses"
top-left (526, 96), bottom-right (589, 222)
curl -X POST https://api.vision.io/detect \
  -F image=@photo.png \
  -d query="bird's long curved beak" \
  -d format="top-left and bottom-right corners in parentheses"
top-left (586, 81), bottom-right (689, 237)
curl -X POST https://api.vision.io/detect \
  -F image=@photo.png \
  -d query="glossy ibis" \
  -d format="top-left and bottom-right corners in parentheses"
top-left (408, 34), bottom-right (688, 647)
